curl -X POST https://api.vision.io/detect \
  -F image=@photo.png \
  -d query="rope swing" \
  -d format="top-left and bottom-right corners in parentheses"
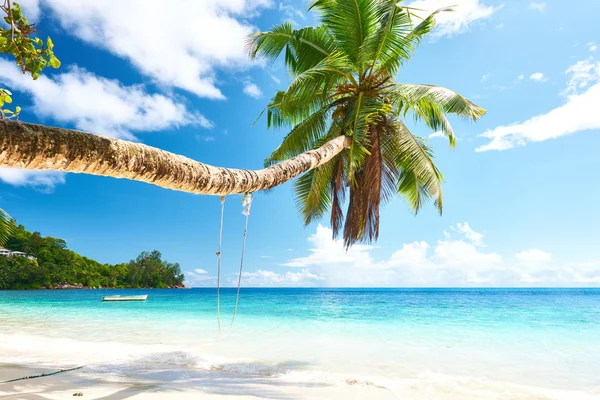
top-left (215, 193), bottom-right (253, 338)
top-left (216, 196), bottom-right (225, 336)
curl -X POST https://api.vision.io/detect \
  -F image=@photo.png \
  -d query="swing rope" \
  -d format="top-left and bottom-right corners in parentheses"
top-left (228, 193), bottom-right (252, 333)
top-left (216, 196), bottom-right (225, 337)
top-left (215, 193), bottom-right (252, 338)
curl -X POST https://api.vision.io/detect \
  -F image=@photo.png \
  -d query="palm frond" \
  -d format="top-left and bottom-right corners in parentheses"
top-left (343, 171), bottom-right (366, 247)
top-left (359, 125), bottom-right (383, 243)
top-left (361, 0), bottom-right (413, 75)
top-left (395, 119), bottom-right (443, 214)
top-left (247, 22), bottom-right (296, 63)
top-left (330, 153), bottom-right (347, 238)
top-left (0, 208), bottom-right (14, 246)
top-left (294, 157), bottom-right (336, 225)
top-left (265, 107), bottom-right (332, 166)
top-left (390, 83), bottom-right (486, 120)
top-left (310, 0), bottom-right (379, 68)
top-left (412, 98), bottom-right (457, 147)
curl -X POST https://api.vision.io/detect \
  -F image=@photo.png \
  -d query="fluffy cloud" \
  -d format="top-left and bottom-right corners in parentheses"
top-left (275, 224), bottom-right (600, 287)
top-left (428, 131), bottom-right (445, 139)
top-left (243, 81), bottom-right (263, 98)
top-left (282, 225), bottom-right (376, 268)
top-left (515, 249), bottom-right (552, 264)
top-left (564, 58), bottom-right (600, 95)
top-left (185, 268), bottom-right (216, 287)
top-left (451, 222), bottom-right (485, 246)
top-left (235, 269), bottom-right (325, 287)
top-left (530, 2), bottom-right (546, 12)
top-left (0, 60), bottom-right (209, 140)
top-left (279, 1), bottom-right (306, 25)
top-left (408, 0), bottom-right (501, 37)
top-left (477, 58), bottom-right (600, 151)
top-left (33, 0), bottom-right (269, 99)
top-left (529, 72), bottom-right (547, 82)
top-left (0, 169), bottom-right (65, 192)
top-left (589, 43), bottom-right (598, 52)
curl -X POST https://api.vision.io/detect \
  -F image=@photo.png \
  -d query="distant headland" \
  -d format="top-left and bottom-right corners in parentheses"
top-left (0, 222), bottom-right (185, 290)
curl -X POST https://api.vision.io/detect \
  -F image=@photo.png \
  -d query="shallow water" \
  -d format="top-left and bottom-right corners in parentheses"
top-left (1, 288), bottom-right (599, 398)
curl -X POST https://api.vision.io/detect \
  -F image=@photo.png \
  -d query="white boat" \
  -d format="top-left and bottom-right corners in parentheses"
top-left (102, 295), bottom-right (148, 302)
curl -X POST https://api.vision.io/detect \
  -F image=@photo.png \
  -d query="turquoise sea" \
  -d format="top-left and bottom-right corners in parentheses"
top-left (1, 288), bottom-right (599, 398)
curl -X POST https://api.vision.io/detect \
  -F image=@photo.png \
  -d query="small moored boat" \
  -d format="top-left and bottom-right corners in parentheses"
top-left (102, 295), bottom-right (148, 302)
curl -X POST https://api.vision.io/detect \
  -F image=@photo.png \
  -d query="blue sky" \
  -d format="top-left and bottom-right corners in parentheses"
top-left (1, 0), bottom-right (599, 287)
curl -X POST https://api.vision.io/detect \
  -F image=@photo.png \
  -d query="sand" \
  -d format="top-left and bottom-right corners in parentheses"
top-left (0, 363), bottom-right (399, 400)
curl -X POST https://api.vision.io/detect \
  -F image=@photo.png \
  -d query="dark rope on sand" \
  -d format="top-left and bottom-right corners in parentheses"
top-left (0, 366), bottom-right (84, 385)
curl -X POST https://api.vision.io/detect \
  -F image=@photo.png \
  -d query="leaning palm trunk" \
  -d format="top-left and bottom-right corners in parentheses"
top-left (0, 120), bottom-right (350, 195)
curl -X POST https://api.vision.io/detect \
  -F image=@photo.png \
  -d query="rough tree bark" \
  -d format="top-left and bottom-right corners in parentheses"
top-left (0, 120), bottom-right (350, 195)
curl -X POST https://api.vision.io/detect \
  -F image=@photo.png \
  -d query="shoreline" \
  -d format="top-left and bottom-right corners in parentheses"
top-left (0, 285), bottom-right (187, 290)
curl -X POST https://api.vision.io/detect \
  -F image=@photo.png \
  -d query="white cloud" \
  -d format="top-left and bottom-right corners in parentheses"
top-left (477, 58), bottom-right (600, 151)
top-left (408, 0), bottom-right (501, 37)
top-left (529, 72), bottom-right (547, 82)
top-left (268, 73), bottom-right (281, 85)
top-left (481, 73), bottom-right (491, 82)
top-left (516, 74), bottom-right (525, 81)
top-left (276, 224), bottom-right (600, 287)
top-left (451, 222), bottom-right (484, 246)
top-left (15, 0), bottom-right (41, 19)
top-left (0, 61), bottom-right (210, 141)
top-left (243, 81), bottom-right (263, 98)
top-left (35, 0), bottom-right (270, 99)
top-left (279, 2), bottom-right (305, 22)
top-left (428, 131), bottom-right (445, 139)
top-left (235, 269), bottom-right (325, 287)
top-left (530, 2), bottom-right (546, 12)
top-left (282, 225), bottom-right (376, 268)
top-left (564, 58), bottom-right (600, 95)
top-left (0, 169), bottom-right (65, 192)
top-left (589, 42), bottom-right (598, 52)
top-left (196, 135), bottom-right (216, 143)
top-left (185, 268), bottom-right (216, 287)
top-left (516, 249), bottom-right (552, 264)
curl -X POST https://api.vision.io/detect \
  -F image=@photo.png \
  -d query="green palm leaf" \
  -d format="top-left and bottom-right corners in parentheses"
top-left (294, 156), bottom-right (337, 225)
top-left (265, 107), bottom-right (332, 166)
top-left (391, 83), bottom-right (486, 120)
top-left (395, 120), bottom-right (443, 213)
top-left (310, 0), bottom-right (379, 67)
top-left (0, 208), bottom-right (14, 246)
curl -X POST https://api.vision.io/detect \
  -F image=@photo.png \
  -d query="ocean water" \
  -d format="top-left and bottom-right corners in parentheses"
top-left (1, 288), bottom-right (599, 398)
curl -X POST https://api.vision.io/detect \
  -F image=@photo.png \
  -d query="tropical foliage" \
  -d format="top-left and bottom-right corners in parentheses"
top-left (0, 222), bottom-right (184, 289)
top-left (0, 1), bottom-right (60, 245)
top-left (248, 0), bottom-right (485, 247)
top-left (0, 0), bottom-right (60, 119)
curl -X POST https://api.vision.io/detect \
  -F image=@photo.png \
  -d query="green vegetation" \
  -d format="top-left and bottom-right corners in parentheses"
top-left (0, 1), bottom-right (61, 245)
top-left (249, 0), bottom-right (485, 247)
top-left (0, 223), bottom-right (185, 289)
top-left (0, 0), bottom-right (60, 119)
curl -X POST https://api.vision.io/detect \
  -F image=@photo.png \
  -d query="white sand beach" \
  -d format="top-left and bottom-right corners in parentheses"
top-left (0, 364), bottom-right (399, 400)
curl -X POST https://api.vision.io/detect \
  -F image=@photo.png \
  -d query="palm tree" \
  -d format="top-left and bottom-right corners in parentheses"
top-left (0, 0), bottom-right (485, 249)
top-left (247, 0), bottom-right (485, 247)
